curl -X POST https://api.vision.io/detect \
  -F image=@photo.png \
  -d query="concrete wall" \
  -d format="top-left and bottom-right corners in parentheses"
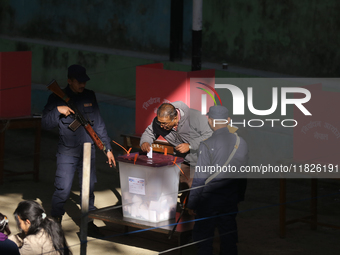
top-left (2, 0), bottom-right (339, 76)
top-left (0, 0), bottom-right (193, 57)
top-left (0, 36), bottom-right (255, 98)
top-left (202, 0), bottom-right (340, 77)
top-left (0, 36), bottom-right (155, 98)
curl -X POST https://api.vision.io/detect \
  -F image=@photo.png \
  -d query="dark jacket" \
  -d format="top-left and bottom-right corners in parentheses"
top-left (187, 127), bottom-right (248, 213)
top-left (0, 233), bottom-right (19, 255)
top-left (42, 85), bottom-right (112, 157)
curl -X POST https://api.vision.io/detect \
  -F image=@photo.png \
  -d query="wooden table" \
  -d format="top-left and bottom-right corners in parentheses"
top-left (121, 134), bottom-right (174, 154)
top-left (279, 178), bottom-right (340, 238)
top-left (88, 205), bottom-right (194, 254)
top-left (0, 116), bottom-right (41, 184)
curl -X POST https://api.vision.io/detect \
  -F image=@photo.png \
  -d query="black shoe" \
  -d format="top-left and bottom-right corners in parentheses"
top-left (51, 216), bottom-right (62, 224)
top-left (87, 221), bottom-right (105, 238)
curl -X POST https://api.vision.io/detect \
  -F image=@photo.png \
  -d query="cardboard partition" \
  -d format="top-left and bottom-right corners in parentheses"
top-left (294, 83), bottom-right (340, 165)
top-left (0, 51), bottom-right (32, 118)
top-left (0, 85), bottom-right (31, 118)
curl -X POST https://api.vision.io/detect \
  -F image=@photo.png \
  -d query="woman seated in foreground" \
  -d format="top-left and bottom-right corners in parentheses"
top-left (9, 200), bottom-right (72, 255)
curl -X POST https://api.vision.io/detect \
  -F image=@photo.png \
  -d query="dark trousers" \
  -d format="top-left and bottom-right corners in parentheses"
top-left (193, 206), bottom-right (238, 255)
top-left (51, 153), bottom-right (97, 217)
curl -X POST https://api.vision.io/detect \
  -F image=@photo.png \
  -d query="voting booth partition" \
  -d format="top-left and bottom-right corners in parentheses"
top-left (135, 63), bottom-right (215, 136)
top-left (278, 83), bottom-right (340, 238)
top-left (0, 51), bottom-right (32, 118)
top-left (293, 83), bottom-right (340, 170)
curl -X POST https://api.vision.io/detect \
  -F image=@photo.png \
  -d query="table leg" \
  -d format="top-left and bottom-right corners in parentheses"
top-left (279, 178), bottom-right (286, 238)
top-left (0, 131), bottom-right (5, 184)
top-left (311, 179), bottom-right (318, 230)
top-left (178, 231), bottom-right (192, 255)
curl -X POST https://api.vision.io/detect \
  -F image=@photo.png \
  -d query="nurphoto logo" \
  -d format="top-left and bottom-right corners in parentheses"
top-left (197, 81), bottom-right (312, 128)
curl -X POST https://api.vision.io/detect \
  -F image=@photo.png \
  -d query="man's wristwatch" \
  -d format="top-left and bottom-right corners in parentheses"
top-left (106, 149), bottom-right (112, 153)
top-left (188, 144), bottom-right (192, 150)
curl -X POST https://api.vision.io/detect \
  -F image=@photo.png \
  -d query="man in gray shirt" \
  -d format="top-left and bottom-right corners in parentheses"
top-left (140, 101), bottom-right (212, 188)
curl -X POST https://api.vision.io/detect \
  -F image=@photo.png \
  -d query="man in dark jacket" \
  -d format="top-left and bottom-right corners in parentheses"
top-left (187, 105), bottom-right (248, 255)
top-left (42, 65), bottom-right (115, 232)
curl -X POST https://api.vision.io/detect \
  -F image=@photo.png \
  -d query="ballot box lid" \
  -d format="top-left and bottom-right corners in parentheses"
top-left (117, 152), bottom-right (184, 167)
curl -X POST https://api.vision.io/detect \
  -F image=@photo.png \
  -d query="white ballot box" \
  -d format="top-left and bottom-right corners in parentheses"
top-left (117, 152), bottom-right (183, 223)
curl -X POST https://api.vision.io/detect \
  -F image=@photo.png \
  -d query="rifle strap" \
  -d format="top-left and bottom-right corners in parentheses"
top-left (204, 132), bottom-right (240, 185)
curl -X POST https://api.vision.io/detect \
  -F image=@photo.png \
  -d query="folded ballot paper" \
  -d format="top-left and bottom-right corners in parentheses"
top-left (147, 147), bottom-right (153, 158)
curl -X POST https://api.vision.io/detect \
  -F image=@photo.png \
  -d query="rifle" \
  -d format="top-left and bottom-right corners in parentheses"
top-left (47, 79), bottom-right (108, 157)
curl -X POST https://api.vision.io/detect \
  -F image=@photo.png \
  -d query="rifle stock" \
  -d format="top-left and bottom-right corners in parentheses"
top-left (47, 79), bottom-right (107, 155)
top-left (47, 79), bottom-right (70, 103)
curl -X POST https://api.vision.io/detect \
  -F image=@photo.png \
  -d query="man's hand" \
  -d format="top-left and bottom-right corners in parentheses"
top-left (57, 106), bottom-right (75, 117)
top-left (175, 143), bottom-right (190, 153)
top-left (106, 151), bottom-right (116, 167)
top-left (141, 142), bottom-right (151, 152)
top-left (187, 208), bottom-right (196, 216)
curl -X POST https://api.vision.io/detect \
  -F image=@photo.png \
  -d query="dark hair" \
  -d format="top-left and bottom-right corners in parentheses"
top-left (14, 200), bottom-right (72, 255)
top-left (0, 212), bottom-right (10, 235)
top-left (157, 103), bottom-right (177, 120)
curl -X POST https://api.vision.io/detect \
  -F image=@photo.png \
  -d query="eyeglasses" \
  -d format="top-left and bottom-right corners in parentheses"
top-left (155, 118), bottom-right (174, 127)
